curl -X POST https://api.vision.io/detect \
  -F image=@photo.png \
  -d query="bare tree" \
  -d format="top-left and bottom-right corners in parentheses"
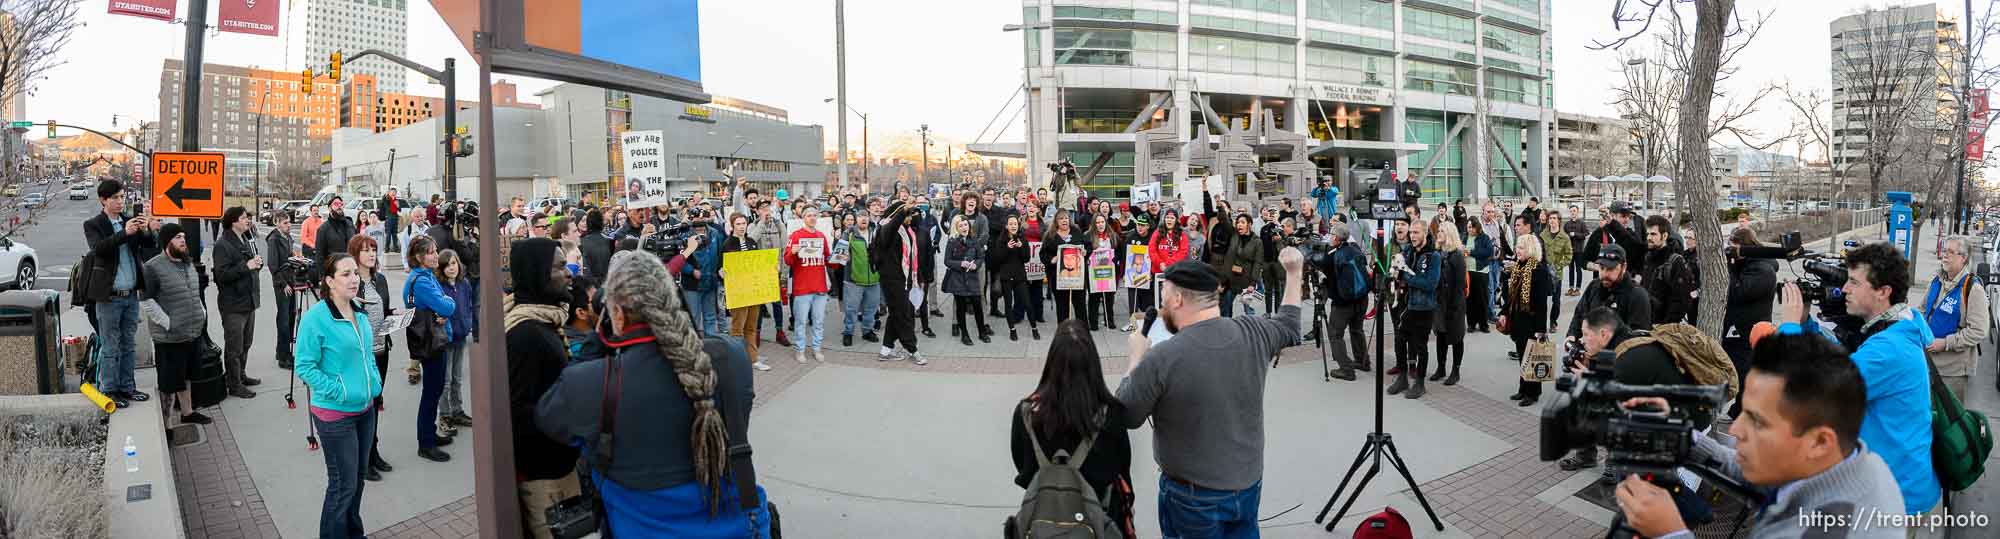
top-left (267, 167), bottom-right (322, 200)
top-left (0, 0), bottom-right (83, 242)
top-left (1596, 0), bottom-right (1766, 336)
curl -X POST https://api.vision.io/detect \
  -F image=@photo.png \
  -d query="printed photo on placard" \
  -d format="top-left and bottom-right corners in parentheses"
top-left (1024, 241), bottom-right (1046, 280)
top-left (1055, 244), bottom-right (1086, 290)
top-left (1123, 246), bottom-right (1151, 289)
top-left (1089, 247), bottom-right (1117, 293)
top-left (797, 238), bottom-right (825, 266)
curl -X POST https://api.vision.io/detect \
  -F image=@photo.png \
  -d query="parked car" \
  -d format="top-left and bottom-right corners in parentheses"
top-left (0, 237), bottom-right (36, 290)
top-left (19, 193), bottom-right (45, 209)
top-left (68, 185), bottom-right (89, 200)
top-left (2, 184), bottom-right (18, 197)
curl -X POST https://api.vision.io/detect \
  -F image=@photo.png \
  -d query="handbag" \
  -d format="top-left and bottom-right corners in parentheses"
top-left (1519, 336), bottom-right (1557, 382)
top-left (404, 308), bottom-right (448, 360)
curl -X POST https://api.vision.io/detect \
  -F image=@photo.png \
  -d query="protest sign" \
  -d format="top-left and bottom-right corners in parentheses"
top-left (829, 238), bottom-right (851, 266)
top-left (796, 238), bottom-right (826, 266)
top-left (1123, 245), bottom-right (1151, 289)
top-left (1089, 247), bottom-right (1118, 293)
top-left (722, 249), bottom-right (782, 308)
top-left (1025, 241), bottom-right (1046, 280)
top-left (621, 130), bottom-right (670, 209)
top-left (1055, 244), bottom-right (1086, 290)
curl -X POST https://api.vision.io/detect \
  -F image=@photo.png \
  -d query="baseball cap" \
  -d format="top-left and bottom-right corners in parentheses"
top-left (1159, 260), bottom-right (1221, 293)
top-left (1607, 201), bottom-right (1635, 215)
top-left (1595, 244), bottom-right (1628, 268)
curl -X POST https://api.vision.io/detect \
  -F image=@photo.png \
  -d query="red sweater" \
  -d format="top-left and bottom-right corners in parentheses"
top-left (1148, 228), bottom-right (1190, 273)
top-left (783, 228), bottom-right (834, 297)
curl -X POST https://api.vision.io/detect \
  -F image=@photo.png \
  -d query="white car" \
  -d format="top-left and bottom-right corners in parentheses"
top-left (0, 237), bottom-right (36, 290)
top-left (69, 185), bottom-right (89, 200)
top-left (19, 193), bottom-right (45, 209)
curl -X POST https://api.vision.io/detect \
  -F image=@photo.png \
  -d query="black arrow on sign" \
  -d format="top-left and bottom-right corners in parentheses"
top-left (164, 179), bottom-right (213, 209)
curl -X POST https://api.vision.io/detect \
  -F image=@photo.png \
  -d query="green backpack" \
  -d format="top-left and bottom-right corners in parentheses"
top-left (1926, 357), bottom-right (1993, 491)
top-left (1008, 403), bottom-right (1121, 539)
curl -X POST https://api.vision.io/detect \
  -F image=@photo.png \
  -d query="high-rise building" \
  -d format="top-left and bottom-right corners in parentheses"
top-left (1828, 4), bottom-right (1961, 182)
top-left (339, 73), bottom-right (536, 134)
top-left (158, 59), bottom-right (339, 190)
top-left (289, 0), bottom-right (410, 93)
top-left (1550, 112), bottom-right (1639, 194)
top-left (992, 0), bottom-right (1556, 202)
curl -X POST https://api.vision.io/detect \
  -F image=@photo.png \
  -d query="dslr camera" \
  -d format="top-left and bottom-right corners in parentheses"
top-left (1540, 370), bottom-right (1729, 483)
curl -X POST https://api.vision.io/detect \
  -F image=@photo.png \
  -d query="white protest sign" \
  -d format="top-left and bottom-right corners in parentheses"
top-left (621, 130), bottom-right (670, 209)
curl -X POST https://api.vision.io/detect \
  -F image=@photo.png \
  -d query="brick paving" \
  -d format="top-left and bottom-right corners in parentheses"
top-left (1415, 383), bottom-right (1610, 539)
top-left (170, 406), bottom-right (283, 539)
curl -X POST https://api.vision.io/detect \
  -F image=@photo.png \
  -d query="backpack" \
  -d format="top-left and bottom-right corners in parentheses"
top-left (1926, 356), bottom-right (1993, 491)
top-left (1332, 246), bottom-right (1372, 305)
top-left (1351, 507), bottom-right (1413, 539)
top-left (1008, 403), bottom-right (1121, 539)
top-left (1613, 322), bottom-right (1740, 402)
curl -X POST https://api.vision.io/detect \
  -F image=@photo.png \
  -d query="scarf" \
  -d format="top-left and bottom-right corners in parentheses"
top-left (899, 224), bottom-right (917, 276)
top-left (504, 294), bottom-right (570, 335)
top-left (1510, 259), bottom-right (1539, 316)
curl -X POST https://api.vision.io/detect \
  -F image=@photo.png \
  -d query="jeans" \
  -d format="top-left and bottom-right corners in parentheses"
top-left (1158, 477), bottom-right (1262, 539)
top-left (1220, 288), bottom-right (1240, 317)
top-left (841, 282), bottom-right (882, 336)
top-left (763, 300), bottom-right (785, 336)
top-left (684, 288), bottom-right (723, 336)
top-left (222, 310), bottom-right (256, 390)
top-left (792, 293), bottom-right (829, 352)
top-left (438, 342), bottom-right (467, 421)
top-left (1568, 256), bottom-right (1585, 289)
top-left (275, 290), bottom-right (299, 366)
top-left (315, 407), bottom-right (377, 539)
top-left (417, 352), bottom-right (447, 449)
top-left (1485, 260), bottom-right (1504, 320)
top-left (94, 295), bottom-right (140, 394)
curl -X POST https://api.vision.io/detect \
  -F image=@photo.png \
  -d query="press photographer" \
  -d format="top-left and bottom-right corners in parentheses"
top-left (1719, 228), bottom-right (1777, 419)
top-left (1772, 243), bottom-right (1940, 517)
top-left (1609, 334), bottom-right (1906, 539)
top-left (1306, 226), bottom-right (1371, 381)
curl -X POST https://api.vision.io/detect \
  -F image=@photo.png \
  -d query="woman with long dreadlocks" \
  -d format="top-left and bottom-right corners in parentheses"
top-left (536, 249), bottom-right (774, 537)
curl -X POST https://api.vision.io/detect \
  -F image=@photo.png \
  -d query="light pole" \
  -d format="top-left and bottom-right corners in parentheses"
top-left (824, 98), bottom-right (868, 193)
top-left (920, 124), bottom-right (932, 188)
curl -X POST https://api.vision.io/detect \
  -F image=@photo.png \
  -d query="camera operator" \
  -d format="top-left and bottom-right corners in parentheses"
top-left (1721, 228), bottom-right (1777, 419)
top-left (1773, 243), bottom-right (1940, 517)
top-left (1612, 334), bottom-right (1906, 539)
top-left (1557, 245), bottom-right (1651, 472)
top-left (679, 208), bottom-right (728, 336)
top-left (1318, 226), bottom-right (1371, 380)
top-left (1642, 216), bottom-right (1697, 325)
top-left (1579, 202), bottom-right (1648, 278)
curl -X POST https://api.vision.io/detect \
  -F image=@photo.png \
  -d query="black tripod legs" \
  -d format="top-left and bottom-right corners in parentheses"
top-left (1314, 433), bottom-right (1445, 533)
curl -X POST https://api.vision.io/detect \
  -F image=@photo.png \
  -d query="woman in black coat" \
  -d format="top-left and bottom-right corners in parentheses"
top-left (1039, 213), bottom-right (1091, 324)
top-left (1429, 222), bottom-right (1469, 386)
top-left (1499, 233), bottom-right (1557, 407)
top-left (989, 215), bottom-right (1036, 341)
top-left (943, 215), bottom-right (992, 345)
top-left (1010, 320), bottom-right (1133, 538)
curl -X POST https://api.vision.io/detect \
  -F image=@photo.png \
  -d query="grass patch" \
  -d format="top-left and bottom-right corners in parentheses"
top-left (0, 415), bottom-right (108, 539)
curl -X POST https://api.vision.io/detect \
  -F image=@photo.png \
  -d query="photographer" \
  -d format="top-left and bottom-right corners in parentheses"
top-left (1612, 334), bottom-right (1906, 539)
top-left (1642, 216), bottom-right (1697, 324)
top-left (1317, 226), bottom-right (1372, 380)
top-left (1721, 228), bottom-right (1777, 419)
top-left (678, 208), bottom-right (728, 336)
top-left (1774, 243), bottom-right (1939, 516)
top-left (1557, 245), bottom-right (1651, 471)
top-left (1578, 202), bottom-right (1648, 278)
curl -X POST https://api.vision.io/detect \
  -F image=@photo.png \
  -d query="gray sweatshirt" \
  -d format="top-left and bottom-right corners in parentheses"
top-left (1665, 435), bottom-right (1907, 539)
top-left (1116, 304), bottom-right (1303, 491)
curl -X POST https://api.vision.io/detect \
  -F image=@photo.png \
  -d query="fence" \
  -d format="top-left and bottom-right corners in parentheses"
top-left (1745, 205), bottom-right (1890, 252)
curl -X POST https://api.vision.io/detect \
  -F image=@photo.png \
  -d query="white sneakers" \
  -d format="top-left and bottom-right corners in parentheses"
top-left (812, 348), bottom-right (826, 362)
top-left (911, 352), bottom-right (928, 366)
top-left (877, 348), bottom-right (901, 361)
top-left (752, 361), bottom-right (772, 372)
top-left (795, 350), bottom-right (808, 364)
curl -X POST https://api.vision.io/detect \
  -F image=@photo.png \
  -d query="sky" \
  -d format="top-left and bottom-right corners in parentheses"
top-left (23, 0), bottom-right (1982, 164)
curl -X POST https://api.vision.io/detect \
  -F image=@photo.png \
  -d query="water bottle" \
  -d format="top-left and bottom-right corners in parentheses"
top-left (123, 435), bottom-right (139, 473)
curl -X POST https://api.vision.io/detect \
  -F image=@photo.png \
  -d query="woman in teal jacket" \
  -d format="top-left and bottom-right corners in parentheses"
top-left (294, 253), bottom-right (384, 539)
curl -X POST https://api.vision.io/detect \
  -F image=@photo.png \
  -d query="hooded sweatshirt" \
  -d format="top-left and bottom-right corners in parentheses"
top-left (505, 238), bottom-right (582, 481)
top-left (1780, 307), bottom-right (1939, 514)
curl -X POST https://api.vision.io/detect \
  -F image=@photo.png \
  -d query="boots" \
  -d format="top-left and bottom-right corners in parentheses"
top-left (1405, 354), bottom-right (1428, 399)
top-left (1031, 326), bottom-right (1042, 340)
top-left (1428, 350), bottom-right (1449, 382)
top-left (775, 331), bottom-right (793, 348)
top-left (1386, 360), bottom-right (1410, 395)
top-left (1443, 354), bottom-right (1463, 386)
top-left (958, 325), bottom-right (974, 346)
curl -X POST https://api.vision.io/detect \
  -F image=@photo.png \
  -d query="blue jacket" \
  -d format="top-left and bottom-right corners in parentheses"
top-left (293, 299), bottom-right (384, 413)
top-left (1403, 249), bottom-right (1442, 312)
top-left (681, 222), bottom-right (727, 291)
top-left (402, 268), bottom-right (459, 338)
top-left (441, 277), bottom-right (478, 343)
top-left (1309, 186), bottom-right (1339, 220)
top-left (1781, 310), bottom-right (1940, 514)
top-left (1469, 234), bottom-right (1495, 268)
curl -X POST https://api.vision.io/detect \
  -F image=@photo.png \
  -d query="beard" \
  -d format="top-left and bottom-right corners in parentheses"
top-left (169, 244), bottom-right (187, 260)
top-left (1162, 308), bottom-right (1183, 333)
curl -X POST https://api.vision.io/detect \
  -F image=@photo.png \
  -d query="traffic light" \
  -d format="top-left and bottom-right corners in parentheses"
top-left (46, 120), bottom-right (54, 139)
top-left (329, 51), bottom-right (342, 81)
top-left (447, 133), bottom-right (476, 158)
top-left (301, 69), bottom-right (313, 95)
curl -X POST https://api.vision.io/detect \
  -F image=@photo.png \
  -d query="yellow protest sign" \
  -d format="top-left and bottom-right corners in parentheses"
top-left (722, 249), bottom-right (782, 309)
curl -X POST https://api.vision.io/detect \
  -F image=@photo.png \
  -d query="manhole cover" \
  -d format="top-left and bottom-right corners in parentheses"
top-left (167, 424), bottom-right (205, 448)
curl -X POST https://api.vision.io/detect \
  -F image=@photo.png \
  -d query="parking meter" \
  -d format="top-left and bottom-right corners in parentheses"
top-left (1887, 191), bottom-right (1915, 259)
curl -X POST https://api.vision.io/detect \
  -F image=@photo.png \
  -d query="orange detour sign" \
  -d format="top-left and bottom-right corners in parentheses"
top-left (151, 152), bottom-right (226, 219)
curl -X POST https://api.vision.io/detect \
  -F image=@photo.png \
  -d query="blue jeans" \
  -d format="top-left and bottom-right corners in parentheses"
top-left (315, 407), bottom-right (377, 539)
top-left (416, 352), bottom-right (446, 449)
top-left (94, 295), bottom-right (140, 394)
top-left (685, 288), bottom-right (723, 336)
top-left (792, 293), bottom-right (829, 352)
top-left (842, 282), bottom-right (881, 336)
top-left (1485, 259), bottom-right (1504, 320)
top-left (1159, 477), bottom-right (1262, 539)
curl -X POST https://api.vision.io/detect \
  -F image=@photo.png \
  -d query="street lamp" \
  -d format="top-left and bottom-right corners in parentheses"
top-left (824, 97), bottom-right (869, 191)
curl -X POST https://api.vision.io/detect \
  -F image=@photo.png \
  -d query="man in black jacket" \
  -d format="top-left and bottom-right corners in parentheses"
top-left (872, 202), bottom-right (925, 364)
top-left (911, 199), bottom-right (940, 338)
top-left (504, 237), bottom-right (583, 531)
top-left (211, 207), bottom-right (264, 398)
top-left (80, 180), bottom-right (157, 407)
top-left (267, 209), bottom-right (303, 370)
top-left (1558, 245), bottom-right (1652, 473)
top-left (1721, 228), bottom-right (1777, 417)
top-left (1577, 202), bottom-right (1648, 278)
top-left (580, 209), bottom-right (613, 284)
top-left (315, 196), bottom-right (358, 265)
top-left (1641, 215), bottom-right (1697, 324)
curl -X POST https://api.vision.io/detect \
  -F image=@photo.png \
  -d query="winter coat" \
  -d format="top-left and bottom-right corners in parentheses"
top-left (942, 235), bottom-right (983, 296)
top-left (402, 267), bottom-right (459, 347)
top-left (1039, 228), bottom-right (1090, 287)
top-left (679, 222), bottom-right (726, 292)
top-left (1722, 258), bottom-right (1778, 346)
top-left (987, 233), bottom-right (1031, 283)
top-left (440, 277), bottom-right (478, 343)
top-left (1783, 309), bottom-right (1940, 514)
top-left (314, 213), bottom-right (357, 264)
top-left (1147, 228), bottom-right (1191, 273)
top-left (141, 252), bottom-right (206, 343)
top-left (1565, 274), bottom-right (1652, 339)
top-left (1214, 233), bottom-right (1263, 293)
top-left (1540, 230), bottom-right (1573, 269)
top-left (1433, 249), bottom-right (1468, 341)
top-left (1500, 261), bottom-right (1555, 340)
top-left (1400, 247), bottom-right (1442, 312)
top-left (1468, 234), bottom-right (1496, 271)
top-left (212, 228), bottom-right (262, 314)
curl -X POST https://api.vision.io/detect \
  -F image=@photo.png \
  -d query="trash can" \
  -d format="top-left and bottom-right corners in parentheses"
top-left (189, 336), bottom-right (226, 408)
top-left (0, 289), bottom-right (64, 395)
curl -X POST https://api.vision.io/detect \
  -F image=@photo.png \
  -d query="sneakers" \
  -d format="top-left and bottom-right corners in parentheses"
top-left (862, 331), bottom-right (880, 342)
top-left (795, 350), bottom-right (809, 364)
top-left (877, 348), bottom-right (902, 361)
top-left (229, 387), bottom-right (257, 399)
top-left (418, 448), bottom-right (452, 463)
top-left (911, 353), bottom-right (929, 366)
top-left (1557, 448), bottom-right (1600, 471)
top-left (812, 348), bottom-right (827, 362)
top-left (752, 361), bottom-right (773, 372)
top-left (242, 376), bottom-right (263, 387)
top-left (446, 413), bottom-right (473, 428)
top-left (1122, 322), bottom-right (1136, 332)
top-left (180, 412), bottom-right (213, 425)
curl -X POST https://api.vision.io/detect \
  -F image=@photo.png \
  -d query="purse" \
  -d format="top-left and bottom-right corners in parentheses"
top-left (404, 308), bottom-right (448, 360)
top-left (1519, 336), bottom-right (1557, 382)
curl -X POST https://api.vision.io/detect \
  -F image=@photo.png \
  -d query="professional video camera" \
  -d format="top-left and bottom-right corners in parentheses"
top-left (1540, 371), bottom-right (1730, 482)
top-left (272, 256), bottom-right (319, 294)
top-left (1727, 229), bottom-right (1856, 338)
top-left (642, 222), bottom-right (697, 257)
top-left (1346, 162), bottom-right (1418, 221)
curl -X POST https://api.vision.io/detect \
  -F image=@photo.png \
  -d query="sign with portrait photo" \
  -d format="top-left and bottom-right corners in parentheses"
top-left (1123, 245), bottom-right (1151, 289)
top-left (1089, 247), bottom-right (1118, 293)
top-left (1025, 241), bottom-right (1046, 280)
top-left (621, 130), bottom-right (670, 209)
top-left (1055, 244), bottom-right (1086, 290)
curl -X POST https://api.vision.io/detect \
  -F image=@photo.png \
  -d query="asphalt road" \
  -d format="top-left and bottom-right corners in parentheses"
top-left (10, 188), bottom-right (243, 292)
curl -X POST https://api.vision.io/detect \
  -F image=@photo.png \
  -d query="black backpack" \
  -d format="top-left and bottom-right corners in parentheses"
top-left (1007, 403), bottom-right (1121, 539)
top-left (1332, 246), bottom-right (1372, 304)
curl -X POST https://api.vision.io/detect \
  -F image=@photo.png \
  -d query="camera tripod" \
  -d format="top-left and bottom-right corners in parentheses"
top-left (282, 278), bottom-right (323, 451)
top-left (1314, 219), bottom-right (1444, 533)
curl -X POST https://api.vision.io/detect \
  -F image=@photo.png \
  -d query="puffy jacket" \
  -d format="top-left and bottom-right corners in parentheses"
top-left (1781, 310), bottom-right (1939, 514)
top-left (211, 228), bottom-right (262, 314)
top-left (141, 252), bottom-right (206, 343)
top-left (294, 298), bottom-right (383, 414)
top-left (942, 236), bottom-right (983, 296)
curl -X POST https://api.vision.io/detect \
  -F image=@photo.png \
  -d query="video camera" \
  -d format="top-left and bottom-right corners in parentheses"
top-left (1347, 163), bottom-right (1418, 221)
top-left (1540, 371), bottom-right (1729, 482)
top-left (1727, 229), bottom-right (1855, 336)
top-left (642, 222), bottom-right (698, 257)
top-left (272, 256), bottom-right (319, 294)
